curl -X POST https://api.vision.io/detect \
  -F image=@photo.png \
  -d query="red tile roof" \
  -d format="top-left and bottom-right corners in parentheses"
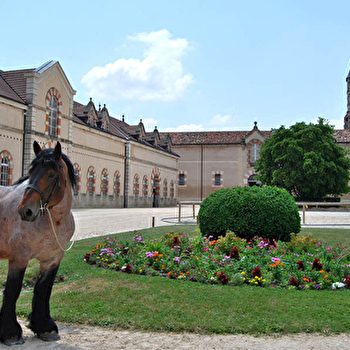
top-left (0, 68), bottom-right (34, 103)
top-left (168, 130), bottom-right (274, 145)
top-left (0, 73), bottom-right (25, 104)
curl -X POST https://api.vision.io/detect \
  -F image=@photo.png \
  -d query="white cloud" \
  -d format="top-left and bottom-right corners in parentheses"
top-left (210, 114), bottom-right (233, 126)
top-left (81, 29), bottom-right (193, 102)
top-left (163, 124), bottom-right (204, 132)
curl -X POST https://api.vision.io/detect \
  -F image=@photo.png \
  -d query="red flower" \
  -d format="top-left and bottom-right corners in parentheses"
top-left (251, 267), bottom-right (262, 278)
top-left (122, 264), bottom-right (132, 273)
top-left (344, 275), bottom-right (350, 288)
top-left (218, 271), bottom-right (230, 285)
top-left (229, 246), bottom-right (240, 260)
top-left (312, 258), bottom-right (323, 271)
top-left (172, 236), bottom-right (181, 246)
top-left (296, 260), bottom-right (304, 270)
top-left (289, 276), bottom-right (299, 287)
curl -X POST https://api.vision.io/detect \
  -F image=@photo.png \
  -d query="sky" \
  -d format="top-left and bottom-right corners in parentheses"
top-left (1, 0), bottom-right (350, 132)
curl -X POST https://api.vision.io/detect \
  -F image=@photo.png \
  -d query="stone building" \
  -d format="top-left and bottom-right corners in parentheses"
top-left (0, 61), bottom-right (178, 208)
top-left (168, 68), bottom-right (350, 201)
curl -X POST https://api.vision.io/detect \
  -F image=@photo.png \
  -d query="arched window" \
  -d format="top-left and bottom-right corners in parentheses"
top-left (170, 180), bottom-right (174, 198)
top-left (163, 179), bottom-right (168, 197)
top-left (1, 157), bottom-right (9, 186)
top-left (247, 139), bottom-right (263, 167)
top-left (114, 171), bottom-right (121, 197)
top-left (49, 96), bottom-right (58, 137)
top-left (87, 166), bottom-right (96, 196)
top-left (142, 175), bottom-right (148, 196)
top-left (133, 174), bottom-right (140, 197)
top-left (73, 163), bottom-right (81, 196)
top-left (101, 169), bottom-right (109, 196)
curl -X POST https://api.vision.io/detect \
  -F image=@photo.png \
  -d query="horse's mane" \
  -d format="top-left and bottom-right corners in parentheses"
top-left (24, 149), bottom-right (77, 188)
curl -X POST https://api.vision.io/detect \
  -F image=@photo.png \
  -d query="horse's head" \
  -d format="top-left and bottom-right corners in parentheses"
top-left (18, 141), bottom-right (67, 222)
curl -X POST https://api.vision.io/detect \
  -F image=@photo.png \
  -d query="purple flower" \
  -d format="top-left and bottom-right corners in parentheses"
top-left (173, 257), bottom-right (181, 263)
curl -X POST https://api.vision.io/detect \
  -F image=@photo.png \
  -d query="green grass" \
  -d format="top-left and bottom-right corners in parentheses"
top-left (2, 225), bottom-right (350, 334)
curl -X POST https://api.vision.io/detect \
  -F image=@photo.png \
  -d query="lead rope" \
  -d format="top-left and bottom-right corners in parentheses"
top-left (46, 207), bottom-right (76, 252)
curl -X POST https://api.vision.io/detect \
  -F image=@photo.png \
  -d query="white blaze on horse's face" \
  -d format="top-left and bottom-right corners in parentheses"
top-left (18, 142), bottom-right (63, 222)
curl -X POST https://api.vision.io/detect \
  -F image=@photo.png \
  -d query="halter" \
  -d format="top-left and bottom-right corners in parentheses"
top-left (25, 164), bottom-right (62, 216)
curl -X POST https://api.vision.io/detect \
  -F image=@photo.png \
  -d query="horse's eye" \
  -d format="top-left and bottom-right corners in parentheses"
top-left (48, 173), bottom-right (55, 179)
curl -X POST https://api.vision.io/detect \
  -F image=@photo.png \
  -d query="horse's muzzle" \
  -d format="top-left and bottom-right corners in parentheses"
top-left (18, 205), bottom-right (40, 222)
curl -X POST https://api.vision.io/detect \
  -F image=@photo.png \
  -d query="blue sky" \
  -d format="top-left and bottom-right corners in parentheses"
top-left (1, 0), bottom-right (350, 132)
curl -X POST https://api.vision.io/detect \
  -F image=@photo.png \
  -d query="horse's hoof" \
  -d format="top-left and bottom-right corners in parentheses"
top-left (37, 331), bottom-right (60, 342)
top-left (2, 336), bottom-right (25, 346)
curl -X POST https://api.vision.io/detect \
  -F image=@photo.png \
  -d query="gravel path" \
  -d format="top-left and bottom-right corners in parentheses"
top-left (1, 319), bottom-right (349, 350)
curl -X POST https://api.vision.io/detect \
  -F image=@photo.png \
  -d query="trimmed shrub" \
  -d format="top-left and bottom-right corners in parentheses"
top-left (198, 186), bottom-right (301, 241)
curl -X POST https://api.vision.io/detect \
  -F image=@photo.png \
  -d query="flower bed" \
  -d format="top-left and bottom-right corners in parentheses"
top-left (84, 231), bottom-right (350, 290)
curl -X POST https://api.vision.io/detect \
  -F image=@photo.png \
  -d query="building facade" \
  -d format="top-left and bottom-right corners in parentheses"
top-left (0, 61), bottom-right (179, 208)
top-left (1, 61), bottom-right (350, 206)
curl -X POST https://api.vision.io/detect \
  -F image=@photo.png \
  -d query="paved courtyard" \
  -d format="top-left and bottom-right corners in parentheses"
top-left (72, 206), bottom-right (350, 241)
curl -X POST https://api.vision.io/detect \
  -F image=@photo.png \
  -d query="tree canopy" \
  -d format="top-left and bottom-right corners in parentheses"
top-left (255, 118), bottom-right (350, 201)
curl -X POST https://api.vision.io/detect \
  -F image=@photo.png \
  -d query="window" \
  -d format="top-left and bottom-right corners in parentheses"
top-left (73, 163), bottom-right (81, 196)
top-left (101, 169), bottom-right (109, 196)
top-left (133, 174), bottom-right (140, 197)
top-left (1, 157), bottom-right (9, 186)
top-left (250, 143), bottom-right (260, 165)
top-left (49, 96), bottom-right (58, 137)
top-left (73, 169), bottom-right (79, 195)
top-left (214, 174), bottom-right (221, 186)
top-left (88, 168), bottom-right (95, 196)
top-left (170, 180), bottom-right (174, 198)
top-left (142, 175), bottom-right (148, 196)
top-left (163, 179), bottom-right (168, 197)
top-left (179, 174), bottom-right (185, 186)
top-left (102, 175), bottom-right (108, 196)
top-left (114, 172), bottom-right (121, 196)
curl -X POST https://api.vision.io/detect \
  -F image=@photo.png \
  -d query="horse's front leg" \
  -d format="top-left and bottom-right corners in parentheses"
top-left (0, 263), bottom-right (27, 346)
top-left (28, 262), bottom-right (60, 341)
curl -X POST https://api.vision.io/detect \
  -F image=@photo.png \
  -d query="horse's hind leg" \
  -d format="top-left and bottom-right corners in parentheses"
top-left (28, 263), bottom-right (60, 341)
top-left (0, 266), bottom-right (26, 346)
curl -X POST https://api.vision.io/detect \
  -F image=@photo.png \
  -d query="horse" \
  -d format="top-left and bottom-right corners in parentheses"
top-left (0, 141), bottom-right (76, 345)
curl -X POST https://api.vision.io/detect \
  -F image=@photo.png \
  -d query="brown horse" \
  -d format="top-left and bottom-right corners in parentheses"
top-left (0, 141), bottom-right (76, 345)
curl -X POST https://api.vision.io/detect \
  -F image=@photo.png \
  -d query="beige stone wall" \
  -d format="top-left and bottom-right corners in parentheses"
top-left (0, 98), bottom-right (26, 181)
top-left (174, 144), bottom-right (246, 201)
top-left (72, 124), bottom-right (125, 196)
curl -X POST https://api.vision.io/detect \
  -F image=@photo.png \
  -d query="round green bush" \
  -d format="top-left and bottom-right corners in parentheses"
top-left (198, 186), bottom-right (301, 241)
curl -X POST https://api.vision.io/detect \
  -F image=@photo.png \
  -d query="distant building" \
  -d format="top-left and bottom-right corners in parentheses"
top-left (0, 61), bottom-right (178, 208)
top-left (167, 68), bottom-right (350, 202)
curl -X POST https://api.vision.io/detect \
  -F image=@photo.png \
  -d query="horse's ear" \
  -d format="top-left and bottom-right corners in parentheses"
top-left (54, 142), bottom-right (62, 161)
top-left (33, 141), bottom-right (42, 156)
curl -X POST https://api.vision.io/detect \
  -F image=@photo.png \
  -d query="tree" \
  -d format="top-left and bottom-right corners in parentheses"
top-left (255, 118), bottom-right (350, 201)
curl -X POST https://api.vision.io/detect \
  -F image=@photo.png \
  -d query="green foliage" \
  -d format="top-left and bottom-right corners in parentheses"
top-left (215, 232), bottom-right (247, 255)
top-left (255, 118), bottom-right (350, 201)
top-left (287, 233), bottom-right (317, 253)
top-left (198, 186), bottom-right (300, 241)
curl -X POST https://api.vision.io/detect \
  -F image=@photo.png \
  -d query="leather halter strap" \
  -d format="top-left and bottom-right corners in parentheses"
top-left (25, 165), bottom-right (62, 213)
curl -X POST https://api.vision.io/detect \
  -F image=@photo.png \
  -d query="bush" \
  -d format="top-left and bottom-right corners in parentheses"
top-left (198, 186), bottom-right (301, 241)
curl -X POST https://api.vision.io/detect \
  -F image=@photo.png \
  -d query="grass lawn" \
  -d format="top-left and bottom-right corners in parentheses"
top-left (1, 225), bottom-right (350, 335)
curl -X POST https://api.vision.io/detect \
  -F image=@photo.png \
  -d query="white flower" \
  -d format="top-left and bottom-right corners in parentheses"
top-left (332, 282), bottom-right (345, 290)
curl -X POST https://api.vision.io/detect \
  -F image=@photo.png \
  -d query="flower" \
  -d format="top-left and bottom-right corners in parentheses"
top-left (251, 267), bottom-right (262, 278)
top-left (332, 282), bottom-right (346, 290)
top-left (312, 258), bottom-right (323, 271)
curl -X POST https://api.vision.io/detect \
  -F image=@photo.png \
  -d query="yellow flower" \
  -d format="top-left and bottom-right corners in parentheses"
top-left (241, 271), bottom-right (246, 276)
top-left (139, 269), bottom-right (143, 273)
